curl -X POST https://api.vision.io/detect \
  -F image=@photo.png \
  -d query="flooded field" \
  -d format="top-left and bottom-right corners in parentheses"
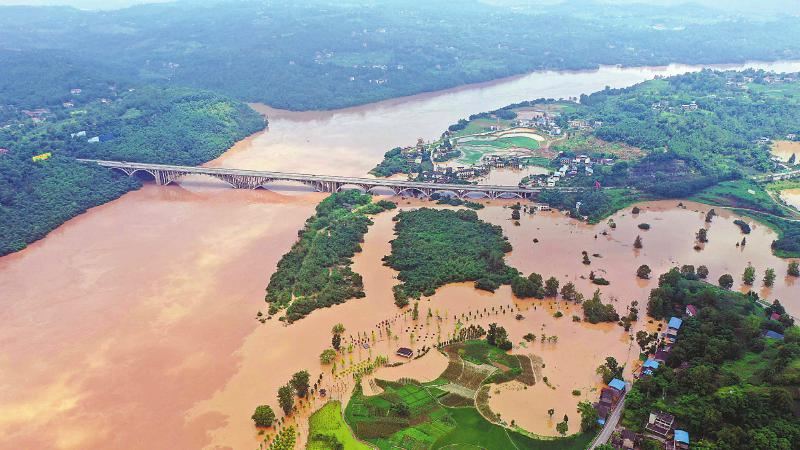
top-left (780, 188), bottom-right (800, 209)
top-left (2, 60), bottom-right (800, 449)
top-left (771, 140), bottom-right (800, 162)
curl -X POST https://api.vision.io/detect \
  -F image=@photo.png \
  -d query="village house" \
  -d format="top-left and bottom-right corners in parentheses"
top-left (0, 148), bottom-right (8, 156)
top-left (70, 131), bottom-right (87, 138)
top-left (653, 344), bottom-right (672, 364)
top-left (644, 410), bottom-right (675, 439)
top-left (62, 101), bottom-right (74, 108)
top-left (764, 330), bottom-right (785, 340)
top-left (70, 88), bottom-right (82, 94)
top-left (672, 429), bottom-right (690, 450)
top-left (681, 101), bottom-right (698, 112)
top-left (640, 359), bottom-right (659, 377)
top-left (666, 317), bottom-right (682, 340)
top-left (685, 304), bottom-right (697, 317)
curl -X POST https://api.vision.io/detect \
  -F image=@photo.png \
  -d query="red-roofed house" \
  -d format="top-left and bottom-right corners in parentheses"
top-left (686, 305), bottom-right (697, 317)
top-left (770, 312), bottom-right (781, 321)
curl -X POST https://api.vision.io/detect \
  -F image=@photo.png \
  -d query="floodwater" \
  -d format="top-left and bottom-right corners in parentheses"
top-left (771, 140), bottom-right (800, 162)
top-left (3, 60), bottom-right (800, 450)
top-left (780, 188), bottom-right (800, 209)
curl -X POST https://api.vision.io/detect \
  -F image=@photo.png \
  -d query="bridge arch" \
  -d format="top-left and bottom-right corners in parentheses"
top-left (110, 167), bottom-right (131, 177)
top-left (366, 185), bottom-right (396, 196)
top-left (397, 187), bottom-right (429, 198)
top-left (462, 191), bottom-right (491, 199)
top-left (130, 169), bottom-right (157, 182)
top-left (495, 192), bottom-right (524, 199)
top-left (338, 183), bottom-right (369, 193)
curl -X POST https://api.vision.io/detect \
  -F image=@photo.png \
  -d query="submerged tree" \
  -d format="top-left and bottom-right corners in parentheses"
top-left (544, 276), bottom-right (560, 297)
top-left (718, 273), bottom-right (734, 289)
top-left (636, 264), bottom-right (651, 279)
top-left (696, 228), bottom-right (708, 243)
top-left (763, 268), bottom-right (776, 287)
top-left (789, 261), bottom-right (800, 277)
top-left (290, 370), bottom-right (310, 398)
top-left (633, 235), bottom-right (643, 249)
top-left (743, 264), bottom-right (756, 286)
top-left (697, 265), bottom-right (709, 279)
top-left (251, 405), bottom-right (275, 427)
top-left (277, 384), bottom-right (295, 415)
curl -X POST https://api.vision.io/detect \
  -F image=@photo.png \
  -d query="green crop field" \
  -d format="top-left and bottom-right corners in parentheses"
top-left (307, 401), bottom-right (371, 450)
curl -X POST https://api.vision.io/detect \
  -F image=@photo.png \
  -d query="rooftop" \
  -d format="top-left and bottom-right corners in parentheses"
top-left (668, 317), bottom-right (683, 329)
top-left (609, 378), bottom-right (625, 391)
top-left (675, 429), bottom-right (689, 444)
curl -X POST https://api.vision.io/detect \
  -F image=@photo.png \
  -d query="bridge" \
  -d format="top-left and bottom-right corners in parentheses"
top-left (79, 159), bottom-right (589, 199)
top-left (754, 168), bottom-right (800, 183)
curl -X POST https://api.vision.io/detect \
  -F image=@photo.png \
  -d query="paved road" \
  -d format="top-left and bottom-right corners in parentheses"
top-left (587, 383), bottom-right (630, 449)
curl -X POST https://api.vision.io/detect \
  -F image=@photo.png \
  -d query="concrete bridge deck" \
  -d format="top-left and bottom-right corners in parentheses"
top-left (80, 159), bottom-right (590, 199)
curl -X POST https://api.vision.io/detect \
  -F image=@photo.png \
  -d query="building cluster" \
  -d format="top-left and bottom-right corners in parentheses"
top-left (522, 153), bottom-right (613, 188)
top-left (514, 112), bottom-right (563, 136)
top-left (599, 310), bottom-right (696, 449)
top-left (650, 100), bottom-right (698, 113)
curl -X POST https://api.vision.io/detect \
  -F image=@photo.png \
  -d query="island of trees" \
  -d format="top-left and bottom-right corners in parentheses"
top-left (264, 191), bottom-right (396, 322)
top-left (382, 208), bottom-right (518, 306)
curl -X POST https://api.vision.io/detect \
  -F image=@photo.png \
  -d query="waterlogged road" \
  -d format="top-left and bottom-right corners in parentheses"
top-left (2, 60), bottom-right (800, 449)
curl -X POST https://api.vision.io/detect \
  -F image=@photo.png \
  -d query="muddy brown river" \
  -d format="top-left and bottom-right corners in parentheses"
top-left (2, 61), bottom-right (800, 449)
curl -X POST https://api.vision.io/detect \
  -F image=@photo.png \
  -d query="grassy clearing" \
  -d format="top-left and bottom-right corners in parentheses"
top-left (308, 401), bottom-right (372, 450)
top-left (689, 179), bottom-right (789, 217)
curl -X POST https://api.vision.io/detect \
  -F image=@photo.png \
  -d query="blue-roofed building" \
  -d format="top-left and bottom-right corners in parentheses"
top-left (641, 359), bottom-right (660, 376)
top-left (608, 378), bottom-right (626, 391)
top-left (667, 317), bottom-right (683, 340)
top-left (764, 330), bottom-right (785, 340)
top-left (673, 429), bottom-right (689, 449)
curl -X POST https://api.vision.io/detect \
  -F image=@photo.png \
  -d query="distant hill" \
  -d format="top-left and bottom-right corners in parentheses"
top-left (2, 0), bottom-right (800, 110)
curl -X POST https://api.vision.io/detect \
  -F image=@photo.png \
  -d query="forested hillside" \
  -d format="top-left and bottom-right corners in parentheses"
top-left (2, 1), bottom-right (800, 110)
top-left (571, 69), bottom-right (800, 196)
top-left (623, 268), bottom-right (800, 449)
top-left (0, 87), bottom-right (266, 256)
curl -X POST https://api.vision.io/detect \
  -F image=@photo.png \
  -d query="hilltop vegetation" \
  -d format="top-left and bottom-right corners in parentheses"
top-left (264, 191), bottom-right (396, 322)
top-left (3, 1), bottom-right (800, 110)
top-left (383, 208), bottom-right (518, 306)
top-left (624, 268), bottom-right (800, 449)
top-left (0, 87), bottom-right (265, 256)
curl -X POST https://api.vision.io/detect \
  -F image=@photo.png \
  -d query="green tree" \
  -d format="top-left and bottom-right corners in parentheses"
top-left (697, 265), bottom-right (709, 279)
top-left (718, 273), bottom-right (734, 289)
top-left (763, 268), bottom-right (776, 287)
top-left (277, 384), bottom-right (294, 415)
top-left (332, 323), bottom-right (345, 350)
top-left (320, 348), bottom-right (336, 364)
top-left (697, 228), bottom-right (708, 243)
top-left (577, 401), bottom-right (599, 432)
top-left (556, 420), bottom-right (569, 436)
top-left (511, 209), bottom-right (521, 220)
top-left (743, 264), bottom-right (755, 286)
top-left (412, 301), bottom-right (419, 320)
top-left (545, 276), bottom-right (560, 297)
top-left (788, 261), bottom-right (799, 277)
top-left (637, 264), bottom-right (651, 279)
top-left (290, 370), bottom-right (310, 398)
top-left (560, 282), bottom-right (579, 301)
top-left (251, 404), bottom-right (275, 427)
top-left (596, 357), bottom-right (623, 384)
